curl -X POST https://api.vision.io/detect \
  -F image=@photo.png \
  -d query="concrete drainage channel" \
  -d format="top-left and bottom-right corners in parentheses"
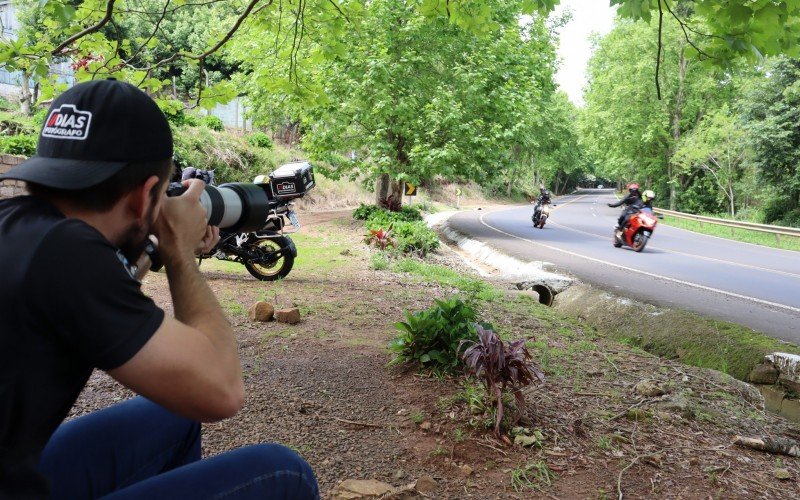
top-left (428, 211), bottom-right (800, 423)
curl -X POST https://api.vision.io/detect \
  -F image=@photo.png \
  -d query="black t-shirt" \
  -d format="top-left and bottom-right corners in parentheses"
top-left (0, 196), bottom-right (164, 497)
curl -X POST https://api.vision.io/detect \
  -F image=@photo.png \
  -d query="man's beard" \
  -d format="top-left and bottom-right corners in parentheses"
top-left (118, 200), bottom-right (157, 264)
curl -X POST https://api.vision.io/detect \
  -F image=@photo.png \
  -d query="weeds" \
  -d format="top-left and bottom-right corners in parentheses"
top-left (510, 461), bottom-right (555, 492)
top-left (410, 411), bottom-right (425, 424)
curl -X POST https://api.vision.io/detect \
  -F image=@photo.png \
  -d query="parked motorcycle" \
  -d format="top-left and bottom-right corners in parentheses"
top-left (612, 209), bottom-right (657, 252)
top-left (180, 162), bottom-right (315, 280)
top-left (532, 202), bottom-right (551, 229)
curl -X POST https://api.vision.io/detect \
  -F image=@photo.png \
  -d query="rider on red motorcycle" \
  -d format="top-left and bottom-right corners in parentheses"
top-left (608, 183), bottom-right (642, 230)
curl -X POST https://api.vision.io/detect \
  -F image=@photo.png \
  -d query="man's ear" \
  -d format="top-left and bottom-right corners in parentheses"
top-left (129, 175), bottom-right (162, 220)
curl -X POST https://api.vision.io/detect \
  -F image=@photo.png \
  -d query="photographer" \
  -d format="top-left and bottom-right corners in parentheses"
top-left (0, 80), bottom-right (318, 499)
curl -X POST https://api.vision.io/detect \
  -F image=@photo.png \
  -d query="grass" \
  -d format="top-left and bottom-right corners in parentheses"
top-left (510, 461), bottom-right (555, 492)
top-left (660, 215), bottom-right (800, 252)
top-left (555, 286), bottom-right (800, 381)
top-left (391, 258), bottom-right (502, 302)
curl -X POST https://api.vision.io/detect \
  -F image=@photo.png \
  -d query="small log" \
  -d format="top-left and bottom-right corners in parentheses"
top-left (733, 435), bottom-right (800, 457)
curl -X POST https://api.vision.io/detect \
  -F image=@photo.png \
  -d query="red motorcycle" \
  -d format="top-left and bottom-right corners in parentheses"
top-left (612, 209), bottom-right (657, 252)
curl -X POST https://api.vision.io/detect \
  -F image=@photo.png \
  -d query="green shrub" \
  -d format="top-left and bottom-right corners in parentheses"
top-left (0, 135), bottom-right (37, 156)
top-left (392, 221), bottom-right (439, 255)
top-left (246, 131), bottom-right (273, 149)
top-left (0, 96), bottom-right (11, 111)
top-left (389, 297), bottom-right (481, 373)
top-left (201, 115), bottom-right (225, 131)
top-left (353, 203), bottom-right (382, 220)
top-left (370, 251), bottom-right (391, 270)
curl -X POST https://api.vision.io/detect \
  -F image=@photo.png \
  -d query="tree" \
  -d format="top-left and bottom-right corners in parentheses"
top-left (234, 0), bottom-right (559, 206)
top-left (740, 56), bottom-right (800, 225)
top-left (673, 105), bottom-right (747, 216)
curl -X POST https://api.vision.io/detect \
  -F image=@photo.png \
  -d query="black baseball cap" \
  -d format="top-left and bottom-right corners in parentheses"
top-left (0, 79), bottom-right (173, 190)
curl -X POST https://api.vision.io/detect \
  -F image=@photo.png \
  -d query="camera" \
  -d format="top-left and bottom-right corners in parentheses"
top-left (166, 161), bottom-right (315, 233)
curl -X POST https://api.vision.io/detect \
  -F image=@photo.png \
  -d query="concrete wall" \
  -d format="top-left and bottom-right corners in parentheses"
top-left (0, 154), bottom-right (26, 199)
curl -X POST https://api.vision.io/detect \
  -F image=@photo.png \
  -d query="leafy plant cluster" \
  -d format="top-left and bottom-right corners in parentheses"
top-left (357, 204), bottom-right (438, 256)
top-left (389, 297), bottom-right (544, 438)
top-left (389, 297), bottom-right (479, 374)
top-left (246, 131), bottom-right (274, 150)
top-left (0, 135), bottom-right (37, 156)
top-left (460, 325), bottom-right (545, 437)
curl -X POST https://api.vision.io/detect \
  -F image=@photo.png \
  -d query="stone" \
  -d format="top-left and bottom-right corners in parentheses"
top-left (248, 301), bottom-right (274, 322)
top-left (657, 393), bottom-right (692, 417)
top-left (766, 353), bottom-right (800, 394)
top-left (419, 421), bottom-right (431, 431)
top-left (332, 479), bottom-right (394, 499)
top-left (759, 385), bottom-right (786, 414)
top-left (414, 475), bottom-right (438, 494)
top-left (774, 468), bottom-right (791, 480)
top-left (275, 308), bottom-right (301, 324)
top-left (749, 363), bottom-right (779, 385)
top-left (393, 469), bottom-right (406, 481)
top-left (458, 464), bottom-right (474, 477)
top-left (634, 380), bottom-right (665, 397)
top-left (700, 368), bottom-right (765, 410)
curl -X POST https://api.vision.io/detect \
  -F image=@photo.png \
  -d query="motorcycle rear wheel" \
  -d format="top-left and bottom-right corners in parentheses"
top-left (244, 237), bottom-right (295, 281)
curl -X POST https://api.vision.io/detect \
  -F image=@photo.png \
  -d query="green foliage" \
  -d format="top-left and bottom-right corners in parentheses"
top-left (369, 251), bottom-right (391, 271)
top-left (391, 221), bottom-right (439, 256)
top-left (392, 258), bottom-right (501, 303)
top-left (201, 115), bottom-right (225, 132)
top-left (0, 96), bottom-right (13, 111)
top-left (388, 297), bottom-right (480, 374)
top-left (246, 131), bottom-right (273, 150)
top-left (353, 203), bottom-right (383, 221)
top-left (0, 135), bottom-right (37, 156)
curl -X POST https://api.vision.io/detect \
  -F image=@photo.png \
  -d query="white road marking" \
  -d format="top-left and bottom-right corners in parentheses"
top-left (477, 210), bottom-right (800, 315)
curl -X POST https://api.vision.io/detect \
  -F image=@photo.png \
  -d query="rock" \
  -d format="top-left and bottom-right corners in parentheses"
top-left (415, 475), bottom-right (438, 494)
top-left (657, 393), bottom-right (691, 417)
top-left (275, 308), bottom-right (301, 324)
top-left (634, 380), bottom-right (665, 397)
top-left (248, 301), bottom-right (274, 322)
top-left (340, 249), bottom-right (352, 256)
top-left (419, 421), bottom-right (431, 431)
top-left (393, 469), bottom-right (406, 481)
top-left (700, 368), bottom-right (765, 410)
top-left (458, 464), bottom-right (474, 477)
top-left (749, 363), bottom-right (779, 385)
top-left (766, 353), bottom-right (800, 394)
top-left (332, 479), bottom-right (394, 499)
top-left (775, 468), bottom-right (791, 480)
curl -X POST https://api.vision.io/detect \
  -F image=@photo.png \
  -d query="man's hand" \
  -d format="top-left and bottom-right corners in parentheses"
top-left (196, 225), bottom-right (220, 255)
top-left (154, 179), bottom-right (208, 262)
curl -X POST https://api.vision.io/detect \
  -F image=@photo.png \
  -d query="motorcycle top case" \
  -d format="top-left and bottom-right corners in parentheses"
top-left (268, 161), bottom-right (316, 200)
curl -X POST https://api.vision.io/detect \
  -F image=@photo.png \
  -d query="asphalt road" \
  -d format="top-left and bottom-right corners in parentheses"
top-left (449, 189), bottom-right (800, 344)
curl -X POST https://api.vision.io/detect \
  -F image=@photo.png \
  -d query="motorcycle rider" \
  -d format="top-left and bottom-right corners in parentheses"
top-left (533, 187), bottom-right (552, 224)
top-left (608, 183), bottom-right (642, 231)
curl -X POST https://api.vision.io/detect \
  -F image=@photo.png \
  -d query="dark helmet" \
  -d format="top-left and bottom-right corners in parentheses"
top-left (541, 188), bottom-right (550, 197)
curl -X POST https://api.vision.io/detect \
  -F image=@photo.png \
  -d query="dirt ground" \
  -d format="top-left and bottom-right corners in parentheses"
top-left (69, 210), bottom-right (800, 498)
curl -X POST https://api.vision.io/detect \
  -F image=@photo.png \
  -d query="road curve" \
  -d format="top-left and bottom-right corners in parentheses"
top-left (449, 189), bottom-right (800, 344)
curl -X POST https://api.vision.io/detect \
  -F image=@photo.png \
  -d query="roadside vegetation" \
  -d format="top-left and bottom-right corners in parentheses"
top-left (659, 215), bottom-right (800, 252)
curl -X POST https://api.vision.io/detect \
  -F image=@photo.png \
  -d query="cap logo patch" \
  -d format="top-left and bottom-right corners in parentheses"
top-left (42, 104), bottom-right (92, 140)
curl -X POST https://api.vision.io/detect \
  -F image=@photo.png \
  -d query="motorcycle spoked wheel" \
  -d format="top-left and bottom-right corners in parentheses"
top-left (631, 230), bottom-right (650, 252)
top-left (243, 237), bottom-right (295, 281)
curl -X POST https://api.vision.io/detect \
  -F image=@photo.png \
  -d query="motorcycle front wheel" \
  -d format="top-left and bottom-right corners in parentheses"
top-left (612, 230), bottom-right (623, 248)
top-left (632, 230), bottom-right (650, 252)
top-left (243, 236), bottom-right (295, 281)
top-left (537, 215), bottom-right (547, 229)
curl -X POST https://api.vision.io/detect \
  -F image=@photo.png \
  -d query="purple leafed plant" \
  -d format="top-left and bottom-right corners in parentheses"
top-left (460, 325), bottom-right (545, 439)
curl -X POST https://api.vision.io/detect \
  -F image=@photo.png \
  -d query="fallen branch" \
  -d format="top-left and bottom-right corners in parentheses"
top-left (733, 435), bottom-right (800, 457)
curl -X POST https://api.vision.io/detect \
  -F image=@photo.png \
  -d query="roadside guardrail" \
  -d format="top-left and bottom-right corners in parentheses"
top-left (655, 208), bottom-right (800, 243)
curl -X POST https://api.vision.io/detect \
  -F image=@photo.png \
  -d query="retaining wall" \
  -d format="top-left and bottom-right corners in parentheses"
top-left (0, 154), bottom-right (26, 199)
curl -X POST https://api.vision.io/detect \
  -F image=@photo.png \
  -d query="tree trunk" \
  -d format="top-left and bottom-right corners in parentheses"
top-left (375, 173), bottom-right (403, 209)
top-left (19, 71), bottom-right (32, 116)
top-left (668, 47), bottom-right (688, 210)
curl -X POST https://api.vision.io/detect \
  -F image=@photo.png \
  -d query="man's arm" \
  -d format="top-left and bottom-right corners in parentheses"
top-left (109, 181), bottom-right (243, 422)
top-left (608, 194), bottom-right (629, 208)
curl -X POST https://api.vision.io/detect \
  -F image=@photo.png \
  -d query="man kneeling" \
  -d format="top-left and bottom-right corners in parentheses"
top-left (0, 79), bottom-right (318, 499)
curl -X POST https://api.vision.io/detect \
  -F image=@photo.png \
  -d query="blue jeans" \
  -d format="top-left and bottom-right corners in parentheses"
top-left (38, 397), bottom-right (319, 499)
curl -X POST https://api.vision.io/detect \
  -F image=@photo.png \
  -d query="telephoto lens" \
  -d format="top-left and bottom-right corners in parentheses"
top-left (166, 182), bottom-right (272, 232)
